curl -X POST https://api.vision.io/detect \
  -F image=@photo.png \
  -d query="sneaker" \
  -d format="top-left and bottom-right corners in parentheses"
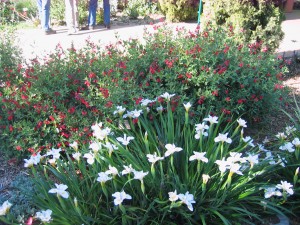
top-left (80, 25), bottom-right (95, 30)
top-left (45, 28), bottom-right (56, 35)
top-left (67, 28), bottom-right (78, 35)
top-left (104, 24), bottom-right (111, 29)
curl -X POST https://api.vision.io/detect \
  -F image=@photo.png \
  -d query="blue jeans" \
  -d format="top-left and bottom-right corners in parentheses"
top-left (103, 0), bottom-right (110, 26)
top-left (37, 0), bottom-right (51, 30)
top-left (88, 0), bottom-right (98, 26)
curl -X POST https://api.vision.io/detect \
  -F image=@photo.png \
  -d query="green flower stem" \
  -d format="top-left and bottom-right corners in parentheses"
top-left (119, 204), bottom-right (126, 214)
top-left (170, 201), bottom-right (182, 210)
top-left (220, 143), bottom-right (224, 159)
top-left (113, 177), bottom-right (118, 191)
top-left (167, 102), bottom-right (174, 142)
top-left (141, 180), bottom-right (145, 194)
top-left (184, 111), bottom-right (189, 126)
top-left (293, 168), bottom-right (299, 187)
top-left (201, 183), bottom-right (207, 199)
top-left (222, 173), bottom-right (232, 189)
top-left (57, 195), bottom-right (67, 210)
top-left (197, 161), bottom-right (201, 172)
top-left (151, 164), bottom-right (155, 178)
top-left (101, 183), bottom-right (109, 198)
top-left (232, 125), bottom-right (241, 137)
top-left (170, 155), bottom-right (175, 172)
top-left (296, 148), bottom-right (299, 161)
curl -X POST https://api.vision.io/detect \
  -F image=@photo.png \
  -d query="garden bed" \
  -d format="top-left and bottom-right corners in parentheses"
top-left (1, 10), bottom-right (300, 223)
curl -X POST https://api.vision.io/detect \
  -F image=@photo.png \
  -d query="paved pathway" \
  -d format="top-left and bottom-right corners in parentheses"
top-left (277, 10), bottom-right (300, 57)
top-left (16, 20), bottom-right (197, 61)
top-left (15, 10), bottom-right (300, 61)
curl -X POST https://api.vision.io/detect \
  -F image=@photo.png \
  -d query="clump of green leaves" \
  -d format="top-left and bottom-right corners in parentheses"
top-left (202, 0), bottom-right (284, 52)
top-left (0, 0), bottom-right (18, 26)
top-left (158, 0), bottom-right (199, 21)
top-left (0, 174), bottom-right (37, 224)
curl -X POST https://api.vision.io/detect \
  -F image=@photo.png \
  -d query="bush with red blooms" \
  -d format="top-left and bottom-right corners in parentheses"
top-left (0, 23), bottom-right (288, 159)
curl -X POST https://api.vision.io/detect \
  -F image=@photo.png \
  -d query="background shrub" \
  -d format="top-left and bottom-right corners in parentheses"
top-left (0, 0), bottom-right (18, 26)
top-left (15, 0), bottom-right (38, 20)
top-left (124, 0), bottom-right (158, 19)
top-left (50, 0), bottom-right (88, 25)
top-left (158, 0), bottom-right (199, 22)
top-left (202, 0), bottom-right (284, 52)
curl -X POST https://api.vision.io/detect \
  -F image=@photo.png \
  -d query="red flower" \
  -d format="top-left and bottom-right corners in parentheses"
top-left (186, 73), bottom-right (192, 79)
top-left (198, 96), bottom-right (205, 105)
top-left (21, 95), bottom-right (28, 100)
top-left (16, 146), bottom-right (22, 151)
top-left (177, 74), bottom-right (184, 79)
top-left (88, 72), bottom-right (96, 78)
top-left (134, 97), bottom-right (143, 105)
top-left (82, 110), bottom-right (87, 116)
top-left (133, 118), bottom-right (139, 124)
top-left (118, 61), bottom-right (127, 69)
top-left (68, 107), bottom-right (76, 114)
top-left (84, 80), bottom-right (91, 87)
top-left (237, 99), bottom-right (246, 104)
top-left (225, 97), bottom-right (231, 102)
top-left (223, 45), bottom-right (230, 54)
top-left (212, 90), bottom-right (218, 97)
top-left (28, 148), bottom-right (35, 154)
top-left (165, 59), bottom-right (173, 68)
top-left (157, 97), bottom-right (164, 103)
top-left (105, 101), bottom-right (113, 108)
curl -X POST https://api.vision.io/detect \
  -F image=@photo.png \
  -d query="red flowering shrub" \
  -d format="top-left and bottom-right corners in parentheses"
top-left (0, 23), bottom-right (288, 158)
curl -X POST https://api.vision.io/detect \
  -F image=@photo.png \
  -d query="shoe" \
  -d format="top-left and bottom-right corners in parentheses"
top-left (89, 25), bottom-right (96, 30)
top-left (80, 25), bottom-right (95, 30)
top-left (67, 28), bottom-right (78, 35)
top-left (104, 24), bottom-right (111, 29)
top-left (45, 28), bottom-right (56, 35)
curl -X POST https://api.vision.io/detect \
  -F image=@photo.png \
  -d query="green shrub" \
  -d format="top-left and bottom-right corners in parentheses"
top-left (124, 0), bottom-right (158, 19)
top-left (158, 0), bottom-right (198, 21)
top-left (202, 0), bottom-right (284, 52)
top-left (15, 0), bottom-right (38, 20)
top-left (50, 0), bottom-right (88, 25)
top-left (0, 0), bottom-right (18, 26)
top-left (14, 96), bottom-right (293, 224)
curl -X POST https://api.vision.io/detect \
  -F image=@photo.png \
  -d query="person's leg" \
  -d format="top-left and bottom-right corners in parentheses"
top-left (36, 0), bottom-right (42, 22)
top-left (41, 0), bottom-right (50, 30)
top-left (65, 0), bottom-right (73, 30)
top-left (103, 0), bottom-right (110, 28)
top-left (73, 0), bottom-right (79, 29)
top-left (88, 0), bottom-right (98, 26)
